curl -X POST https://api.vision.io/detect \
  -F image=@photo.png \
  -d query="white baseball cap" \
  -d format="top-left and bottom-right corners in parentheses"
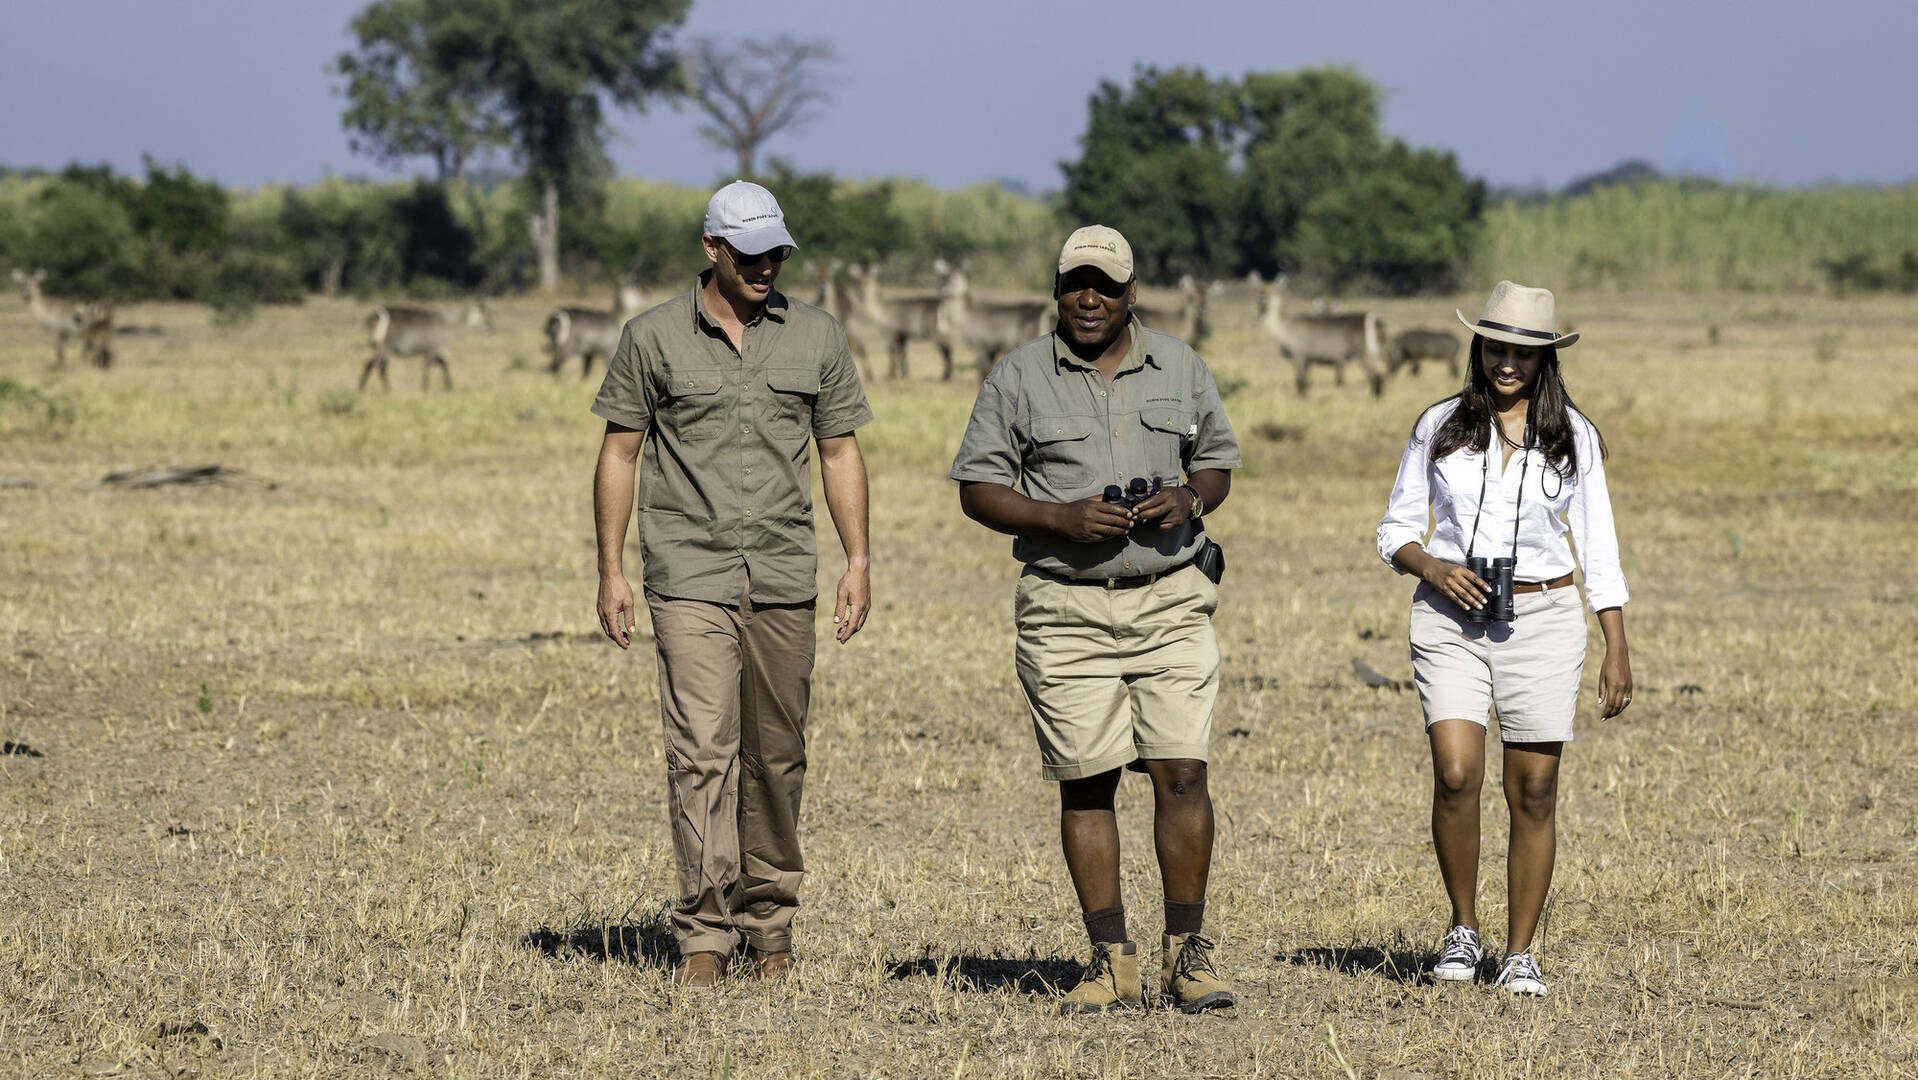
top-left (704, 180), bottom-right (798, 255)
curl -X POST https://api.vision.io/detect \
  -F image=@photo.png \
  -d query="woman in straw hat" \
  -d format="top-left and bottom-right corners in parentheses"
top-left (1375, 281), bottom-right (1633, 997)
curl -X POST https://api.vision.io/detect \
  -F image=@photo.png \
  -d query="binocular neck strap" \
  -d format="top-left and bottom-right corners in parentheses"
top-left (1510, 418), bottom-right (1531, 559)
top-left (1464, 400), bottom-right (1533, 563)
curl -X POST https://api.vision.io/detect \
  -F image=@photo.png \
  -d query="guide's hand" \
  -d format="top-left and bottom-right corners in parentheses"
top-left (1423, 560), bottom-right (1489, 610)
top-left (598, 575), bottom-right (636, 650)
top-left (1597, 648), bottom-right (1634, 720)
top-left (1051, 497), bottom-right (1136, 542)
top-left (833, 564), bottom-right (871, 644)
top-left (1133, 486), bottom-right (1197, 530)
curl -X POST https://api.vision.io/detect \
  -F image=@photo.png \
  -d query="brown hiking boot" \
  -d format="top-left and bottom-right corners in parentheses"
top-left (748, 946), bottom-right (794, 981)
top-left (672, 951), bottom-right (724, 988)
top-left (1161, 932), bottom-right (1234, 1013)
top-left (1059, 940), bottom-right (1143, 1014)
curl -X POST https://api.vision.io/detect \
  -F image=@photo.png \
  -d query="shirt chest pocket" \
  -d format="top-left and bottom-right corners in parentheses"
top-left (763, 367), bottom-right (820, 441)
top-left (1021, 415), bottom-right (1096, 489)
top-left (664, 369), bottom-right (726, 441)
top-left (1139, 405), bottom-right (1195, 463)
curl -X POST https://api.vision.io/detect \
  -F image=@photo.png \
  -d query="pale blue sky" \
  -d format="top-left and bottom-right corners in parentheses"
top-left (4, 0), bottom-right (1912, 192)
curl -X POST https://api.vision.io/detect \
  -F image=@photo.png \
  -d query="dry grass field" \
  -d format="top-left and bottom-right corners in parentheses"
top-left (2, 283), bottom-right (1914, 1079)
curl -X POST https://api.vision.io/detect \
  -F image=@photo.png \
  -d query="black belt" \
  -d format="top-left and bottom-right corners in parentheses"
top-left (1027, 558), bottom-right (1194, 591)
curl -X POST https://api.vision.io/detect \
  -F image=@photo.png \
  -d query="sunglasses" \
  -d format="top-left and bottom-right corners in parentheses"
top-left (1055, 270), bottom-right (1130, 300)
top-left (721, 241), bottom-right (794, 266)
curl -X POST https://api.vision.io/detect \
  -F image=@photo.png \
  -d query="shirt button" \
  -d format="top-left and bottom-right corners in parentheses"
top-left (742, 425), bottom-right (752, 434)
top-left (1100, 390), bottom-right (1107, 397)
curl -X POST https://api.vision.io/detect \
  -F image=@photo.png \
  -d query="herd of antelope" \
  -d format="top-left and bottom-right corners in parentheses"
top-left (8, 264), bottom-right (1463, 397)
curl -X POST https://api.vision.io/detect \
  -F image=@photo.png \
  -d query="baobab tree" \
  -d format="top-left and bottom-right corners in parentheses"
top-left (687, 36), bottom-right (837, 179)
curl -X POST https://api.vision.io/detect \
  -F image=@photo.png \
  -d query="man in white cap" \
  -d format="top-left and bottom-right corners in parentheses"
top-left (949, 225), bottom-right (1241, 1013)
top-left (590, 180), bottom-right (873, 987)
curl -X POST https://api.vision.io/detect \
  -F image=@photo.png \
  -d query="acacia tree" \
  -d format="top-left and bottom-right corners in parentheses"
top-left (687, 36), bottom-right (837, 180)
top-left (334, 0), bottom-right (689, 290)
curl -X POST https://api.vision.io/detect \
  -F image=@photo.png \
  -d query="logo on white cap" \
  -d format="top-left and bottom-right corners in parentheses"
top-left (704, 180), bottom-right (798, 255)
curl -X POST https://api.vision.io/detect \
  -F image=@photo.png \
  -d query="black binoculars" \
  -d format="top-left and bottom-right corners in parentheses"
top-left (1464, 556), bottom-right (1517, 623)
top-left (1102, 476), bottom-right (1162, 509)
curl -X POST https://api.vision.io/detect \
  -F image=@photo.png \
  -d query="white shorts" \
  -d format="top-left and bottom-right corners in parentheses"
top-left (1408, 580), bottom-right (1587, 743)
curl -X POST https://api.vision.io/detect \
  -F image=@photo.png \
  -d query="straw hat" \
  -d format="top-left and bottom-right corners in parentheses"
top-left (1456, 281), bottom-right (1578, 349)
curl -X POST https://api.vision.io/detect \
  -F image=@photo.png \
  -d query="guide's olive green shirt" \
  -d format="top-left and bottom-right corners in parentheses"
top-left (949, 318), bottom-right (1241, 579)
top-left (592, 273), bottom-right (872, 606)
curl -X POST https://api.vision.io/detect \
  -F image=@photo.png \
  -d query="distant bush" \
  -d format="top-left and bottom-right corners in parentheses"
top-left (1816, 251), bottom-right (1918, 295)
top-left (1479, 181), bottom-right (1918, 293)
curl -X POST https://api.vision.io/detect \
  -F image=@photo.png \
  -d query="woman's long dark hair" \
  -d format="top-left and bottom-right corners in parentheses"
top-left (1422, 336), bottom-right (1606, 478)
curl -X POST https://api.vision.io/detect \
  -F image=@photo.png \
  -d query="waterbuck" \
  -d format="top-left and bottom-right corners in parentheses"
top-left (358, 300), bottom-right (491, 391)
top-left (11, 268), bottom-right (88, 365)
top-left (846, 263), bottom-right (957, 380)
top-left (1256, 274), bottom-right (1385, 397)
top-left (543, 281), bottom-right (647, 379)
top-left (75, 299), bottom-right (114, 369)
top-left (1387, 328), bottom-right (1462, 379)
top-left (817, 261), bottom-right (879, 381)
top-left (937, 265), bottom-right (1053, 379)
top-left (1134, 274), bottom-right (1206, 342)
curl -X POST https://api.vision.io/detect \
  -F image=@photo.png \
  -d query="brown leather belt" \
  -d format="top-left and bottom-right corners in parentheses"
top-left (1027, 558), bottom-right (1195, 591)
top-left (1511, 573), bottom-right (1575, 595)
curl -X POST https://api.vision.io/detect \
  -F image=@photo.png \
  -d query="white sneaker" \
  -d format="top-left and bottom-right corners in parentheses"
top-left (1495, 952), bottom-right (1547, 997)
top-left (1431, 925), bottom-right (1482, 982)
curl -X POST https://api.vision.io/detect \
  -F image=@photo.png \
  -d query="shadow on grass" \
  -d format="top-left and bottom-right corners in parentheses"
top-left (1285, 943), bottom-right (1437, 986)
top-left (886, 951), bottom-right (1084, 995)
top-left (521, 908), bottom-right (677, 970)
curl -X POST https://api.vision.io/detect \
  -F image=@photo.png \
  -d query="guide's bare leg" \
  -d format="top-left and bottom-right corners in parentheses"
top-left (1501, 741), bottom-right (1562, 954)
top-left (1428, 718), bottom-right (1487, 931)
top-left (1141, 759), bottom-right (1212, 903)
top-left (1059, 768), bottom-right (1124, 912)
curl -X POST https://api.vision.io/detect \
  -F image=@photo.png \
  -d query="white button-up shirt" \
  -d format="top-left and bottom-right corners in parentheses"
top-left (1377, 398), bottom-right (1629, 613)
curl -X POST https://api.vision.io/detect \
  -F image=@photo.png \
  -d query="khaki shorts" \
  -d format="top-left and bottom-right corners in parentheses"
top-left (1014, 564), bottom-right (1220, 780)
top-left (1409, 580), bottom-right (1586, 743)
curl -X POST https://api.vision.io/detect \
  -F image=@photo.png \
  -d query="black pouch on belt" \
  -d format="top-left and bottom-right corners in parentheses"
top-left (1193, 537), bottom-right (1225, 585)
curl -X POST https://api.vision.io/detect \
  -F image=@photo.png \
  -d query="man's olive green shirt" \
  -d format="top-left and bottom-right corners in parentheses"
top-left (592, 273), bottom-right (872, 606)
top-left (949, 318), bottom-right (1241, 579)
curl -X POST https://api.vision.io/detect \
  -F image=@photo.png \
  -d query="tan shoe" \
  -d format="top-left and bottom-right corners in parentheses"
top-left (1059, 941), bottom-right (1143, 1014)
top-left (673, 951), bottom-right (724, 988)
top-left (748, 946), bottom-right (794, 981)
top-left (1161, 932), bottom-right (1234, 1013)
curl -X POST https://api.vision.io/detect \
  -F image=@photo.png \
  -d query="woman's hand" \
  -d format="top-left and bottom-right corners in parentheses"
top-left (1597, 645), bottom-right (1633, 720)
top-left (1422, 559), bottom-right (1490, 610)
top-left (1594, 608), bottom-right (1631, 720)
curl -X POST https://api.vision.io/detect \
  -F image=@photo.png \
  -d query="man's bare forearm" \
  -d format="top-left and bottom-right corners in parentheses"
top-left (594, 429), bottom-right (643, 578)
top-left (959, 481), bottom-right (1063, 538)
top-left (819, 433), bottom-right (870, 567)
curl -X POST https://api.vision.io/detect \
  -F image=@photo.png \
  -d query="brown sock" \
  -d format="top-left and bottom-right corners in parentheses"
top-left (1083, 906), bottom-right (1128, 946)
top-left (1165, 899), bottom-right (1205, 937)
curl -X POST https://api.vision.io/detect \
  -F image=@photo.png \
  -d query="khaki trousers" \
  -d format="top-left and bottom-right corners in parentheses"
top-left (646, 588), bottom-right (815, 956)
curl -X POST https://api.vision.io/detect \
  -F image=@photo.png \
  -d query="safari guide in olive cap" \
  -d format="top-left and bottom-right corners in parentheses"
top-left (950, 223), bottom-right (1242, 1016)
top-left (590, 179), bottom-right (873, 989)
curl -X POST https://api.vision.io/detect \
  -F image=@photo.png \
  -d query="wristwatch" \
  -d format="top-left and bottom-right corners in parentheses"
top-left (1182, 484), bottom-right (1204, 518)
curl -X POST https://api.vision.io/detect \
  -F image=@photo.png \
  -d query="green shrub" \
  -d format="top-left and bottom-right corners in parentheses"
top-left (0, 378), bottom-right (78, 436)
